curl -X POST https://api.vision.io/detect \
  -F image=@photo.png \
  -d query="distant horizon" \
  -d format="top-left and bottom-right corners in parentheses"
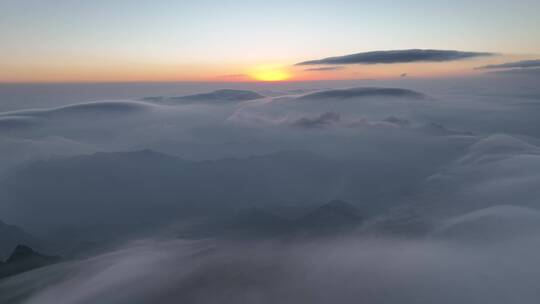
top-left (0, 69), bottom-right (523, 85)
top-left (2, 2), bottom-right (540, 302)
top-left (2, 1), bottom-right (539, 82)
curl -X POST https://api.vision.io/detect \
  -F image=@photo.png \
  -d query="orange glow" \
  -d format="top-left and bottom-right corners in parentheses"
top-left (0, 55), bottom-right (532, 83)
top-left (249, 66), bottom-right (291, 82)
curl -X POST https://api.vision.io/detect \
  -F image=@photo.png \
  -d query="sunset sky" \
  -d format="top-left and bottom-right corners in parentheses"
top-left (1, 0), bottom-right (539, 82)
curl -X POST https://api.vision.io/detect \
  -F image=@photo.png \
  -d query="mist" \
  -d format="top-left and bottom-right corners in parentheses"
top-left (3, 235), bottom-right (540, 304)
top-left (1, 72), bottom-right (540, 303)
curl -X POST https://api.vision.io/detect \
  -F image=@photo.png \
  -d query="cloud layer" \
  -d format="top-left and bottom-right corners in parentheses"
top-left (297, 49), bottom-right (494, 65)
top-left (3, 236), bottom-right (540, 304)
top-left (476, 59), bottom-right (540, 70)
top-left (1, 73), bottom-right (540, 303)
top-left (296, 87), bottom-right (426, 100)
top-left (303, 66), bottom-right (345, 71)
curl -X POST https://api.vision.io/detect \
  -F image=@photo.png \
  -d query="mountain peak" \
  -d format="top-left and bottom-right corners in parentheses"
top-left (1, 244), bottom-right (61, 279)
top-left (6, 245), bottom-right (36, 263)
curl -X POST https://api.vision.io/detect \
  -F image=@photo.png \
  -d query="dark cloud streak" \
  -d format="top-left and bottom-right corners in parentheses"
top-left (297, 49), bottom-right (495, 65)
top-left (476, 59), bottom-right (540, 70)
top-left (303, 66), bottom-right (345, 72)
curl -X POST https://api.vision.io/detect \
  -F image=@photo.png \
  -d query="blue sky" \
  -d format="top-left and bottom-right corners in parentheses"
top-left (1, 0), bottom-right (539, 82)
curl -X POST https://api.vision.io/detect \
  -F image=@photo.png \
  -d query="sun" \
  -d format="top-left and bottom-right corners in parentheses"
top-left (250, 66), bottom-right (291, 82)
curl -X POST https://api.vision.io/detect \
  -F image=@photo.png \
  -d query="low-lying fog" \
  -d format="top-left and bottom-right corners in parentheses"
top-left (1, 73), bottom-right (540, 303)
top-left (3, 236), bottom-right (540, 304)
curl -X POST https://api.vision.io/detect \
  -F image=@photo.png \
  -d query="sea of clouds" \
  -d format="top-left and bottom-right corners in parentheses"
top-left (0, 72), bottom-right (539, 303)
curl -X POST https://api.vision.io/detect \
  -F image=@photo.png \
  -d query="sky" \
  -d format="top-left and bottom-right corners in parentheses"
top-left (1, 0), bottom-right (539, 82)
top-left (2, 3), bottom-right (540, 301)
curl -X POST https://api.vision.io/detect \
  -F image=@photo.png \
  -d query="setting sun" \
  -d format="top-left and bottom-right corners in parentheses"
top-left (250, 67), bottom-right (291, 81)
top-left (2, 1), bottom-right (540, 302)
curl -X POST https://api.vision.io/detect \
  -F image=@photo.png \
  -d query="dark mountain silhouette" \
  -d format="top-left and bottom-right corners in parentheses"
top-left (185, 200), bottom-right (364, 239)
top-left (293, 200), bottom-right (363, 235)
top-left (0, 220), bottom-right (40, 259)
top-left (0, 150), bottom-right (341, 243)
top-left (0, 245), bottom-right (60, 279)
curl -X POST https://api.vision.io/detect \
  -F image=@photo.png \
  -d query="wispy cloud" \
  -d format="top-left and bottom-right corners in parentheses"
top-left (296, 49), bottom-right (495, 65)
top-left (303, 66), bottom-right (345, 72)
top-left (292, 112), bottom-right (340, 128)
top-left (475, 59), bottom-right (540, 69)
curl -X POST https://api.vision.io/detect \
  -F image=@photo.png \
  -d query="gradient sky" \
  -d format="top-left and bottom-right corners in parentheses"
top-left (1, 0), bottom-right (539, 82)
